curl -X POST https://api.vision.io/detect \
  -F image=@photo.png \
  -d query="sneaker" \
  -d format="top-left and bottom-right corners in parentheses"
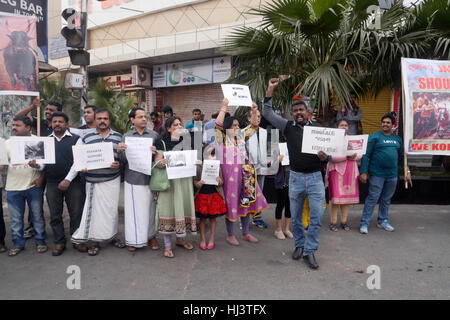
top-left (24, 226), bottom-right (35, 239)
top-left (360, 226), bottom-right (368, 234)
top-left (377, 220), bottom-right (395, 232)
top-left (252, 219), bottom-right (268, 229)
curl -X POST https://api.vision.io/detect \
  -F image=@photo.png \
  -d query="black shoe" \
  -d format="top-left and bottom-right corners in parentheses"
top-left (292, 247), bottom-right (304, 260)
top-left (303, 254), bottom-right (319, 270)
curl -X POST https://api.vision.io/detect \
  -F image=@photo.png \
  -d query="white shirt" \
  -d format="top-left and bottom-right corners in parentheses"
top-left (5, 136), bottom-right (45, 191)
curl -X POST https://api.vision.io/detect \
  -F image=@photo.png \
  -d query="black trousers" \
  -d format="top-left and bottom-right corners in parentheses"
top-left (0, 188), bottom-right (5, 246)
top-left (46, 179), bottom-right (85, 245)
top-left (275, 187), bottom-right (291, 220)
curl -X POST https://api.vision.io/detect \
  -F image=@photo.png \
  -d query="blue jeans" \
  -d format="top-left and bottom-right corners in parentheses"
top-left (289, 171), bottom-right (325, 255)
top-left (360, 176), bottom-right (398, 227)
top-left (6, 186), bottom-right (47, 248)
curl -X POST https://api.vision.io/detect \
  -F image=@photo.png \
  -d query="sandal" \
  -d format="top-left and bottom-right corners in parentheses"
top-left (37, 244), bottom-right (48, 254)
top-left (175, 241), bottom-right (193, 250)
top-left (127, 246), bottom-right (137, 252)
top-left (149, 238), bottom-right (160, 250)
top-left (88, 245), bottom-right (101, 256)
top-left (8, 247), bottom-right (24, 257)
top-left (329, 224), bottom-right (338, 232)
top-left (164, 249), bottom-right (174, 258)
top-left (110, 238), bottom-right (126, 249)
top-left (0, 244), bottom-right (7, 253)
top-left (341, 223), bottom-right (351, 231)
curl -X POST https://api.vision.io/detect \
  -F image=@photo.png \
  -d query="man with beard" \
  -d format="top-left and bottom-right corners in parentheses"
top-left (117, 107), bottom-right (160, 252)
top-left (2, 116), bottom-right (47, 256)
top-left (359, 113), bottom-right (412, 234)
top-left (45, 112), bottom-right (86, 256)
top-left (262, 78), bottom-right (328, 270)
top-left (63, 109), bottom-right (125, 256)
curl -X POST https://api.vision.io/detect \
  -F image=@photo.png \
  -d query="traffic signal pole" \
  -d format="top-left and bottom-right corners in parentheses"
top-left (80, 0), bottom-right (88, 112)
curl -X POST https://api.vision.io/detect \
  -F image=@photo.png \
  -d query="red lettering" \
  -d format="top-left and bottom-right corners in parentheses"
top-left (424, 144), bottom-right (429, 151)
top-left (426, 78), bottom-right (435, 89)
top-left (432, 144), bottom-right (439, 151)
top-left (412, 143), bottom-right (425, 151)
top-left (438, 65), bottom-right (450, 73)
top-left (444, 78), bottom-right (450, 90)
top-left (418, 78), bottom-right (426, 89)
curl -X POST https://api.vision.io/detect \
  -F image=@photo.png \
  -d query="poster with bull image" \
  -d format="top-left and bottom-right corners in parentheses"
top-left (9, 136), bottom-right (55, 165)
top-left (0, 13), bottom-right (39, 96)
top-left (401, 58), bottom-right (450, 155)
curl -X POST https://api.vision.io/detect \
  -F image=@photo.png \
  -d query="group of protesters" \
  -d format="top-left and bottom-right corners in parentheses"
top-left (0, 78), bottom-right (412, 270)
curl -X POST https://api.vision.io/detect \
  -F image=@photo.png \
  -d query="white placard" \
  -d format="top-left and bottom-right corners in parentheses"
top-left (164, 150), bottom-right (197, 180)
top-left (345, 135), bottom-right (369, 156)
top-left (72, 142), bottom-right (115, 171)
top-left (201, 160), bottom-right (220, 185)
top-left (221, 84), bottom-right (253, 107)
top-left (9, 136), bottom-right (55, 165)
top-left (0, 138), bottom-right (8, 165)
top-left (278, 143), bottom-right (290, 166)
top-left (301, 127), bottom-right (346, 156)
top-left (125, 137), bottom-right (153, 176)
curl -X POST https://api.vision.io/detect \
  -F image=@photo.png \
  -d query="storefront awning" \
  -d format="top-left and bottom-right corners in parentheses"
top-left (39, 61), bottom-right (59, 73)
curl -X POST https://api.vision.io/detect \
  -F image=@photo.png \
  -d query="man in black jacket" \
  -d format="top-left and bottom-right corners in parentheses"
top-left (262, 78), bottom-right (328, 270)
top-left (46, 112), bottom-right (86, 256)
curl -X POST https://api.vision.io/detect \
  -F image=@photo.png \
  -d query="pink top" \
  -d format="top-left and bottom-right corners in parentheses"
top-left (325, 155), bottom-right (362, 187)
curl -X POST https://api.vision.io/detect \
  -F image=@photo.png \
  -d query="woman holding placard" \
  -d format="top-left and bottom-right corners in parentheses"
top-left (325, 119), bottom-right (362, 232)
top-left (215, 99), bottom-right (268, 246)
top-left (154, 117), bottom-right (197, 258)
top-left (193, 147), bottom-right (227, 250)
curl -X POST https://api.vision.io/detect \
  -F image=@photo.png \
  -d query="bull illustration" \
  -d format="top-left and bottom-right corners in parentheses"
top-left (2, 20), bottom-right (38, 91)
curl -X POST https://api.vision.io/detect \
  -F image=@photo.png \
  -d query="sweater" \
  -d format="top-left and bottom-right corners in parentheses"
top-left (45, 133), bottom-right (80, 183)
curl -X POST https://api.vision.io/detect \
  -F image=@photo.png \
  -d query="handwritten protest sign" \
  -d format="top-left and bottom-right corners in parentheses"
top-left (72, 142), bottom-right (114, 171)
top-left (221, 84), bottom-right (252, 107)
top-left (201, 160), bottom-right (220, 185)
top-left (125, 137), bottom-right (153, 175)
top-left (9, 136), bottom-right (55, 164)
top-left (302, 127), bottom-right (346, 156)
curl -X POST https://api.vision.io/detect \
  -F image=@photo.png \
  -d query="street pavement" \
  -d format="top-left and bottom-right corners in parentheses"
top-left (0, 194), bottom-right (449, 300)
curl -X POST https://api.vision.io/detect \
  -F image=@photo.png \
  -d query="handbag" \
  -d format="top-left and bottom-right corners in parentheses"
top-left (149, 140), bottom-right (170, 192)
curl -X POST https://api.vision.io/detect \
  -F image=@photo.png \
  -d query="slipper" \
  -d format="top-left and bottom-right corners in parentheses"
top-left (8, 247), bottom-right (24, 257)
top-left (200, 243), bottom-right (208, 250)
top-left (329, 224), bottom-right (338, 232)
top-left (110, 238), bottom-right (126, 249)
top-left (0, 244), bottom-right (7, 253)
top-left (226, 236), bottom-right (239, 246)
top-left (149, 238), bottom-right (160, 250)
top-left (207, 243), bottom-right (215, 250)
top-left (164, 249), bottom-right (174, 258)
top-left (37, 244), bottom-right (48, 254)
top-left (242, 234), bottom-right (258, 243)
top-left (175, 241), bottom-right (194, 250)
top-left (88, 246), bottom-right (101, 256)
top-left (127, 246), bottom-right (137, 252)
top-left (341, 223), bottom-right (351, 231)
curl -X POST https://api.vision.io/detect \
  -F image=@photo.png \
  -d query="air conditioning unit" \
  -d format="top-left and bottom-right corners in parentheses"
top-left (132, 65), bottom-right (151, 88)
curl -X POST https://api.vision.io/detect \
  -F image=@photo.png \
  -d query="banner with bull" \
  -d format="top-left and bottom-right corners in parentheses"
top-left (401, 58), bottom-right (450, 155)
top-left (0, 13), bottom-right (39, 96)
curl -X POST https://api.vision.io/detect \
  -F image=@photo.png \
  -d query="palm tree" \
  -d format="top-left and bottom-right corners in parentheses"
top-left (222, 0), bottom-right (449, 120)
top-left (89, 80), bottom-right (135, 134)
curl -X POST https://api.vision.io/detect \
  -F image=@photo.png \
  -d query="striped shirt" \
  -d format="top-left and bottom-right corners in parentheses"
top-left (82, 129), bottom-right (122, 183)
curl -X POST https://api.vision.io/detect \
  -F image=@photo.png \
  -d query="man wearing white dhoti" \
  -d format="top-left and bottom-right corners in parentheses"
top-left (61, 109), bottom-right (124, 256)
top-left (118, 107), bottom-right (160, 252)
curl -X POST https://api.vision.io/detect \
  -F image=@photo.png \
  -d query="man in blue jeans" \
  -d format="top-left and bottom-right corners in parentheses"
top-left (263, 78), bottom-right (328, 270)
top-left (359, 113), bottom-right (412, 234)
top-left (4, 116), bottom-right (47, 256)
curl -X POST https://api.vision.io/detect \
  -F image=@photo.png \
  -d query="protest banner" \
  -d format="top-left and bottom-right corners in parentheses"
top-left (401, 58), bottom-right (450, 155)
top-left (9, 136), bottom-right (55, 164)
top-left (221, 84), bottom-right (253, 107)
top-left (301, 127), bottom-right (346, 156)
top-left (125, 137), bottom-right (153, 176)
top-left (278, 143), bottom-right (290, 166)
top-left (164, 150), bottom-right (197, 180)
top-left (0, 138), bottom-right (8, 165)
top-left (72, 142), bottom-right (114, 171)
top-left (201, 160), bottom-right (220, 185)
top-left (345, 135), bottom-right (369, 156)
top-left (0, 13), bottom-right (39, 96)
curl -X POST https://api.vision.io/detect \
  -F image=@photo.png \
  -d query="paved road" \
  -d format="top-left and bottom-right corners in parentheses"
top-left (0, 198), bottom-right (449, 300)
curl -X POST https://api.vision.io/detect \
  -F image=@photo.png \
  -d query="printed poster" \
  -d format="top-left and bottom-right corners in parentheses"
top-left (401, 58), bottom-right (450, 155)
